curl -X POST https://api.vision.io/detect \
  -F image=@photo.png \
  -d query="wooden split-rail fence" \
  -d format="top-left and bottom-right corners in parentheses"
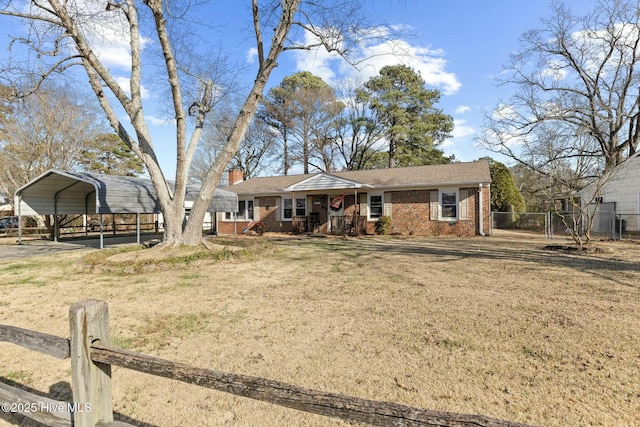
top-left (0, 299), bottom-right (535, 427)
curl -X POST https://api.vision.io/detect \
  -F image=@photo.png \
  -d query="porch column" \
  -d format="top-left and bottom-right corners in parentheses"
top-left (479, 183), bottom-right (485, 236)
top-left (291, 191), bottom-right (295, 230)
top-left (354, 188), bottom-right (358, 235)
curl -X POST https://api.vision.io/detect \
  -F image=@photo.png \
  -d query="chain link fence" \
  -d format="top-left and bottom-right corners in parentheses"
top-left (491, 211), bottom-right (640, 240)
top-left (491, 212), bottom-right (548, 236)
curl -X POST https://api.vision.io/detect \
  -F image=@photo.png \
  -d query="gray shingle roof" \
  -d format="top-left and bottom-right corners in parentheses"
top-left (226, 160), bottom-right (491, 194)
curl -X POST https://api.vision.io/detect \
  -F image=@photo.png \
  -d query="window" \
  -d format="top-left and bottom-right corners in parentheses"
top-left (283, 198), bottom-right (293, 220)
top-left (247, 200), bottom-right (254, 220)
top-left (237, 200), bottom-right (246, 220)
top-left (368, 194), bottom-right (383, 220)
top-left (225, 199), bottom-right (254, 221)
top-left (295, 198), bottom-right (306, 217)
top-left (441, 191), bottom-right (457, 219)
top-left (282, 197), bottom-right (306, 220)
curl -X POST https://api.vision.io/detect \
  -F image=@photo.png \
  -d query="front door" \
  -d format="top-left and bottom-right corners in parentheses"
top-left (328, 194), bottom-right (345, 233)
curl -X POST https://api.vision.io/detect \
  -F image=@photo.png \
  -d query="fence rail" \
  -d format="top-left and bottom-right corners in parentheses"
top-left (1, 300), bottom-right (535, 427)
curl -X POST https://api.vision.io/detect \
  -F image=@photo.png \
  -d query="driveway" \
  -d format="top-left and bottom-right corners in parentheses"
top-left (0, 234), bottom-right (161, 260)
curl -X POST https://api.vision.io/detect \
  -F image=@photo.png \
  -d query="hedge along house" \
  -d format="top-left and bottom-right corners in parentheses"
top-left (15, 169), bottom-right (238, 248)
top-left (219, 160), bottom-right (491, 237)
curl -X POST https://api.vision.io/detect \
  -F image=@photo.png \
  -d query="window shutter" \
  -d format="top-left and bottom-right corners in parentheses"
top-left (430, 191), bottom-right (439, 220)
top-left (459, 190), bottom-right (468, 220)
top-left (275, 197), bottom-right (281, 221)
top-left (384, 192), bottom-right (392, 218)
top-left (253, 198), bottom-right (260, 221)
top-left (359, 193), bottom-right (367, 217)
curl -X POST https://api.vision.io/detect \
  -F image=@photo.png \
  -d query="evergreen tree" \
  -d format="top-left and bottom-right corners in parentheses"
top-left (358, 65), bottom-right (454, 168)
top-left (483, 158), bottom-right (525, 212)
top-left (83, 134), bottom-right (144, 176)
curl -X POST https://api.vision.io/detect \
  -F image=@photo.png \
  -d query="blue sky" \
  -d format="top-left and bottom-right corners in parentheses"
top-left (1, 0), bottom-right (599, 178)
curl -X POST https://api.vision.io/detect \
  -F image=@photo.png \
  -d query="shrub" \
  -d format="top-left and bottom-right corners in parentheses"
top-left (375, 216), bottom-right (391, 235)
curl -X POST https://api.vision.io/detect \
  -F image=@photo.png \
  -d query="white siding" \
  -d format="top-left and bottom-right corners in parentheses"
top-left (587, 155), bottom-right (640, 214)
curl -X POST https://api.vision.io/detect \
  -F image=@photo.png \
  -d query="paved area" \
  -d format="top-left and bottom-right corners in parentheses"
top-left (0, 234), bottom-right (161, 260)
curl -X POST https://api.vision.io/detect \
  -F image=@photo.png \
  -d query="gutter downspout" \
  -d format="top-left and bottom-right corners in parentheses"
top-left (479, 183), bottom-right (485, 236)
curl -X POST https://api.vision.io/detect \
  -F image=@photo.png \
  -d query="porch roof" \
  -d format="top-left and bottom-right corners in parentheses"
top-left (283, 174), bottom-right (368, 192)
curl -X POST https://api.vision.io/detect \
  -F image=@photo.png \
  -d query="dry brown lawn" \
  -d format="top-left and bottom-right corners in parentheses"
top-left (1, 232), bottom-right (640, 426)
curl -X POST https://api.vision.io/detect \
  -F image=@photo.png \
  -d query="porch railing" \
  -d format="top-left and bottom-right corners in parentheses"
top-left (290, 215), bottom-right (365, 235)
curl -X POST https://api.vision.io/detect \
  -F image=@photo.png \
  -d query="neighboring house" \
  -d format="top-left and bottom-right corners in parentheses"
top-left (0, 192), bottom-right (11, 216)
top-left (580, 152), bottom-right (640, 234)
top-left (219, 160), bottom-right (491, 237)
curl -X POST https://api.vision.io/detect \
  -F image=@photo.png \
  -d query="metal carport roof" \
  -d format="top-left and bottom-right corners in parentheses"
top-left (15, 169), bottom-right (238, 215)
top-left (14, 170), bottom-right (238, 248)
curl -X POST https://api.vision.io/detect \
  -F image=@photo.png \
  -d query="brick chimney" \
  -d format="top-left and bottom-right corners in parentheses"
top-left (228, 169), bottom-right (244, 185)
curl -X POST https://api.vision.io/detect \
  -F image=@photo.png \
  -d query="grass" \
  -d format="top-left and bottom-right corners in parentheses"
top-left (1, 234), bottom-right (639, 426)
top-left (76, 242), bottom-right (262, 274)
top-left (3, 370), bottom-right (32, 384)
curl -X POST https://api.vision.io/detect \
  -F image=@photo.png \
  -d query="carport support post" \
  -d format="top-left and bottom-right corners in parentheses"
top-left (99, 213), bottom-right (104, 249)
top-left (54, 200), bottom-right (58, 242)
top-left (17, 194), bottom-right (22, 245)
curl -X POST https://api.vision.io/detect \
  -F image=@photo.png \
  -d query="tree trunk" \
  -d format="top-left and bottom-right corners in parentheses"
top-left (179, 0), bottom-right (301, 246)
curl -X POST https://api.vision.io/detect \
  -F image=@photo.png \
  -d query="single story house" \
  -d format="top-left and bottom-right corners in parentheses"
top-left (579, 151), bottom-right (640, 234)
top-left (218, 160), bottom-right (491, 237)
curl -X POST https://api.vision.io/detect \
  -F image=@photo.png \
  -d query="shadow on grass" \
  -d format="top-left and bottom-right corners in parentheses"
top-left (0, 377), bottom-right (157, 427)
top-left (282, 236), bottom-right (640, 288)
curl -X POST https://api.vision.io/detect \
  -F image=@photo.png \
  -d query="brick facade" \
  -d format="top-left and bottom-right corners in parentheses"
top-left (358, 187), bottom-right (490, 237)
top-left (217, 186), bottom-right (491, 237)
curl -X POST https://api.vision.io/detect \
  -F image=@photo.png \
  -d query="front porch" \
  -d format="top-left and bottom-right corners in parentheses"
top-left (292, 214), bottom-right (367, 235)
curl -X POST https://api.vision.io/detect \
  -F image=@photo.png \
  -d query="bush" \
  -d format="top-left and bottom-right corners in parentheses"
top-left (375, 216), bottom-right (391, 235)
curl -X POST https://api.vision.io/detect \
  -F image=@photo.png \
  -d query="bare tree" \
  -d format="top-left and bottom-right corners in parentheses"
top-left (482, 0), bottom-right (640, 172)
top-left (261, 71), bottom-right (343, 174)
top-left (0, 85), bottom-right (107, 209)
top-left (260, 83), bottom-right (296, 175)
top-left (331, 80), bottom-right (386, 170)
top-left (191, 106), bottom-right (278, 183)
top-left (0, 0), bottom-right (374, 246)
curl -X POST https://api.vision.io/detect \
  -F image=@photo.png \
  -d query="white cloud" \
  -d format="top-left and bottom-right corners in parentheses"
top-left (541, 59), bottom-right (568, 81)
top-left (246, 47), bottom-right (258, 64)
top-left (451, 118), bottom-right (475, 139)
top-left (455, 105), bottom-right (471, 115)
top-left (492, 103), bottom-right (519, 121)
top-left (114, 76), bottom-right (150, 99)
top-left (440, 118), bottom-right (476, 150)
top-left (146, 115), bottom-right (173, 126)
top-left (292, 27), bottom-right (461, 95)
top-left (39, 0), bottom-right (152, 70)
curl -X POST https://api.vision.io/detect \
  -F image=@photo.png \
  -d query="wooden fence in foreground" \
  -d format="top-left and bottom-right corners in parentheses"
top-left (0, 300), bottom-right (534, 427)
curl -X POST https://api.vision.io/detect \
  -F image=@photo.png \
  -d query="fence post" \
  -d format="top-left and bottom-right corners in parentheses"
top-left (489, 211), bottom-right (493, 236)
top-left (544, 212), bottom-right (549, 239)
top-left (69, 300), bottom-right (113, 426)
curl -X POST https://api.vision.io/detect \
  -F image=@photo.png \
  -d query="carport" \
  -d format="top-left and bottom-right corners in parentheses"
top-left (15, 170), bottom-right (238, 248)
